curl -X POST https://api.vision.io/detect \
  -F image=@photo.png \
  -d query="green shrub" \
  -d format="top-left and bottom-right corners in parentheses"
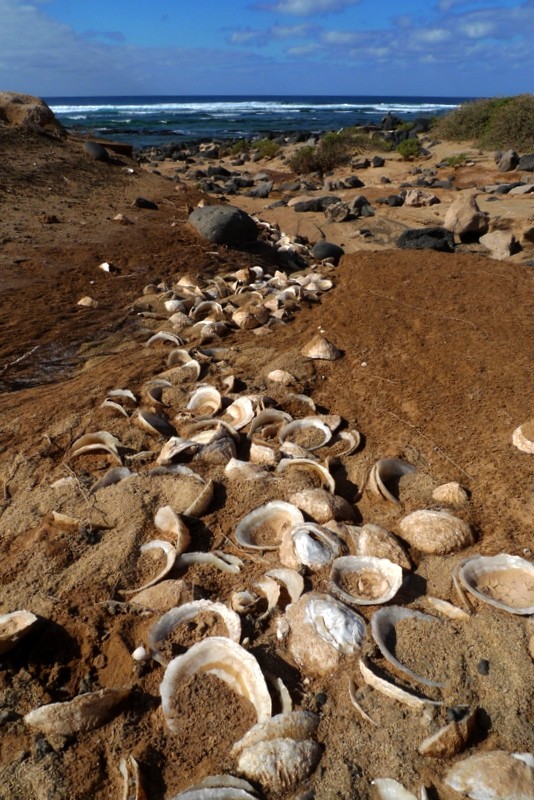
top-left (444, 152), bottom-right (468, 167)
top-left (435, 94), bottom-right (534, 151)
top-left (230, 138), bottom-right (250, 155)
top-left (397, 138), bottom-right (421, 159)
top-left (288, 145), bottom-right (318, 174)
top-left (251, 138), bottom-right (280, 159)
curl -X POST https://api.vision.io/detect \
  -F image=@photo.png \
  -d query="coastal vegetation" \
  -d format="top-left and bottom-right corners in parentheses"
top-left (435, 94), bottom-right (534, 151)
top-left (288, 128), bottom-right (391, 174)
top-left (396, 137), bottom-right (421, 160)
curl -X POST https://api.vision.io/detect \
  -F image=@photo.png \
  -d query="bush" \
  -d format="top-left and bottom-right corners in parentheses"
top-left (435, 94), bottom-right (534, 151)
top-left (230, 138), bottom-right (250, 155)
top-left (288, 145), bottom-right (319, 174)
top-left (397, 138), bottom-right (421, 159)
top-left (251, 138), bottom-right (280, 159)
top-left (288, 127), bottom-right (393, 174)
top-left (444, 153), bottom-right (468, 167)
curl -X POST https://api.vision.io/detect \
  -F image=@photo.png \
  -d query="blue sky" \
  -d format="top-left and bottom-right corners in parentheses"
top-left (1, 0), bottom-right (532, 97)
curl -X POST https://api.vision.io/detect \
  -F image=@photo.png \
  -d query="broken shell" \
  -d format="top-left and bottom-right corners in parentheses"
top-left (232, 304), bottom-right (270, 330)
top-left (512, 419), bottom-right (534, 454)
top-left (121, 540), bottom-right (177, 595)
top-left (148, 600), bottom-right (241, 665)
top-left (187, 385), bottom-right (222, 417)
top-left (167, 349), bottom-right (202, 380)
top-left (232, 591), bottom-right (260, 614)
top-left (456, 554), bottom-right (534, 615)
top-left (432, 482), bottom-right (469, 507)
top-left (145, 331), bottom-right (183, 348)
top-left (264, 568), bottom-right (304, 605)
top-left (232, 710), bottom-right (319, 756)
top-left (119, 755), bottom-right (146, 800)
top-left (133, 410), bottom-right (176, 438)
top-left (77, 295), bottom-right (98, 308)
top-left (159, 637), bottom-right (271, 733)
top-left (290, 488), bottom-right (357, 524)
top-left (280, 523), bottom-right (346, 571)
top-left (91, 467), bottom-right (134, 492)
top-left (267, 369), bottom-right (296, 385)
top-left (168, 775), bottom-right (259, 799)
top-left (24, 687), bottom-right (130, 735)
top-left (248, 408), bottom-right (292, 439)
top-left (334, 430), bottom-right (361, 456)
top-left (279, 418), bottom-right (332, 452)
top-left (178, 550), bottom-right (242, 575)
top-left (69, 431), bottom-right (122, 464)
top-left (222, 396), bottom-right (255, 430)
top-left (0, 610), bottom-right (39, 655)
top-left (426, 596), bottom-right (470, 621)
top-left (331, 556), bottom-right (403, 607)
top-left (236, 739), bottom-right (322, 795)
top-left (185, 479), bottom-right (214, 517)
top-left (156, 436), bottom-right (200, 465)
top-left (276, 458), bottom-right (335, 493)
top-left (359, 658), bottom-right (443, 709)
top-left (235, 501), bottom-right (304, 551)
top-left (418, 708), bottom-right (476, 758)
top-left (154, 506), bottom-right (191, 553)
top-left (372, 779), bottom-right (418, 800)
top-left (370, 607), bottom-right (445, 688)
top-left (249, 442), bottom-right (279, 466)
top-left (225, 458), bottom-right (271, 481)
top-left (398, 509), bottom-right (474, 555)
top-left (367, 458), bottom-right (417, 504)
top-left (100, 398), bottom-right (130, 417)
top-left (347, 524), bottom-right (412, 570)
top-left (301, 334), bottom-right (341, 360)
top-left (445, 751), bottom-right (534, 800)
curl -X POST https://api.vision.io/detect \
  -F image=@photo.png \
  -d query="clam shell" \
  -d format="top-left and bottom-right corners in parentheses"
top-left (119, 755), bottom-right (146, 800)
top-left (185, 479), bottom-right (214, 516)
top-left (276, 458), bottom-right (335, 493)
top-left (154, 506), bottom-right (191, 553)
top-left (225, 458), bottom-right (270, 481)
top-left (457, 554), bottom-right (534, 615)
top-left (0, 610), bottom-right (38, 655)
top-left (279, 418), bottom-right (332, 452)
top-left (347, 523), bottom-right (412, 570)
top-left (121, 540), bottom-right (177, 596)
top-left (92, 467), bottom-right (134, 492)
top-left (372, 779), bottom-right (418, 800)
top-left (370, 606), bottom-right (445, 688)
top-left (331, 556), bottom-right (403, 606)
top-left (133, 410), bottom-right (176, 438)
top-left (236, 739), bottom-right (322, 795)
top-left (248, 409), bottom-right (292, 439)
top-left (367, 458), bottom-right (417, 504)
top-left (264, 568), bottom-right (304, 605)
top-left (267, 369), bottom-right (296, 385)
top-left (432, 481), bottom-right (469, 507)
top-left (148, 600), bottom-right (241, 664)
top-left (300, 334), bottom-right (341, 360)
top-left (187, 385), bottom-right (222, 417)
top-left (69, 431), bottom-right (122, 464)
top-left (145, 331), bottom-right (183, 347)
top-left (249, 443), bottom-right (278, 466)
top-left (232, 711), bottom-right (319, 755)
top-left (168, 775), bottom-right (259, 799)
top-left (359, 658), bottom-right (443, 709)
top-left (156, 436), bottom-right (200, 465)
top-left (512, 420), bottom-right (534, 454)
top-left (445, 751), bottom-right (534, 800)
top-left (235, 501), bottom-right (304, 551)
top-left (418, 708), bottom-right (476, 758)
top-left (426, 596), bottom-right (470, 620)
top-left (222, 397), bottom-right (255, 430)
top-left (398, 509), bottom-right (474, 554)
top-left (290, 488), bottom-right (357, 524)
top-left (159, 637), bottom-right (272, 732)
top-left (24, 687), bottom-right (130, 735)
top-left (280, 523), bottom-right (346, 571)
top-left (232, 304), bottom-right (270, 330)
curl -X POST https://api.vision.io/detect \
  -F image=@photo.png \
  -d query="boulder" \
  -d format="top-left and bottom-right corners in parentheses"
top-left (517, 154), bottom-right (534, 172)
top-left (290, 195), bottom-right (341, 212)
top-left (245, 181), bottom-right (273, 198)
top-left (342, 175), bottom-right (365, 188)
top-left (509, 183), bottom-right (534, 195)
top-left (83, 141), bottom-right (109, 162)
top-left (0, 91), bottom-right (63, 133)
top-left (404, 189), bottom-right (440, 207)
top-left (188, 204), bottom-right (258, 245)
top-left (311, 241), bottom-right (344, 264)
top-left (133, 197), bottom-right (158, 210)
top-left (324, 202), bottom-right (352, 222)
top-left (444, 193), bottom-right (489, 242)
top-left (397, 227), bottom-right (455, 252)
top-left (371, 155), bottom-right (385, 168)
top-left (497, 150), bottom-right (519, 172)
top-left (479, 230), bottom-right (521, 260)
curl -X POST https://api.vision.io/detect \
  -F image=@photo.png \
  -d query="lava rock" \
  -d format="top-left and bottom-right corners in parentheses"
top-left (310, 241), bottom-right (344, 264)
top-left (83, 141), bottom-right (109, 162)
top-left (188, 204), bottom-right (258, 245)
top-left (133, 197), bottom-right (158, 210)
top-left (397, 227), bottom-right (455, 252)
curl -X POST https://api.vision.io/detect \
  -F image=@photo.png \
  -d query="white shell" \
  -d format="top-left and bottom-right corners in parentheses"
top-left (300, 334), bottom-right (341, 360)
top-left (24, 688), bottom-right (130, 735)
top-left (267, 369), bottom-right (296, 385)
top-left (426, 596), bottom-right (470, 620)
top-left (347, 524), bottom-right (411, 570)
top-left (278, 418), bottom-right (332, 452)
top-left (232, 711), bottom-right (319, 755)
top-left (445, 751), bottom-right (534, 800)
top-left (121, 540), bottom-right (177, 596)
top-left (280, 523), bottom-right (345, 571)
top-left (119, 755), bottom-right (145, 800)
top-left (289, 488), bottom-right (357, 524)
top-left (330, 556), bottom-right (403, 606)
top-left (133, 410), bottom-right (175, 438)
top-left (457, 554), bottom-right (534, 615)
top-left (248, 409), bottom-right (292, 439)
top-left (398, 509), bottom-right (474, 555)
top-left (512, 420), bottom-right (534, 454)
top-left (359, 658), bottom-right (443, 709)
top-left (0, 610), bottom-right (38, 655)
top-left (159, 637), bottom-right (272, 732)
top-left (418, 708), bottom-right (476, 758)
top-left (168, 776), bottom-right (259, 799)
top-left (264, 568), bottom-right (304, 605)
top-left (222, 397), bottom-right (255, 430)
top-left (367, 458), bottom-right (417, 504)
top-left (236, 739), bottom-right (322, 795)
top-left (187, 385), bottom-right (222, 417)
top-left (69, 431), bottom-right (122, 464)
top-left (372, 779), bottom-right (418, 800)
top-left (432, 482), bottom-right (469, 506)
top-left (276, 458), bottom-right (335, 493)
top-left (154, 506), bottom-right (191, 553)
top-left (225, 458), bottom-right (270, 481)
top-left (235, 501), bottom-right (304, 551)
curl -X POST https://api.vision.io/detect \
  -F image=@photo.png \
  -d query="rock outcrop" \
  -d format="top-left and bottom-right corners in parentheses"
top-left (0, 92), bottom-right (64, 134)
top-left (444, 193), bottom-right (489, 242)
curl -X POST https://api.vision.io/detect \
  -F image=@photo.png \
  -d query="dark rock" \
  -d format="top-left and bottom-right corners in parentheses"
top-left (83, 141), bottom-right (109, 162)
top-left (360, 205), bottom-right (375, 217)
top-left (267, 200), bottom-right (287, 209)
top-left (133, 197), bottom-right (158, 210)
top-left (494, 182), bottom-right (523, 194)
top-left (477, 659), bottom-right (490, 676)
top-left (246, 181), bottom-right (273, 198)
top-left (397, 227), bottom-right (455, 252)
top-left (516, 153), bottom-right (534, 172)
top-left (371, 155), bottom-right (385, 168)
top-left (188, 204), bottom-right (258, 245)
top-left (350, 195), bottom-right (370, 212)
top-left (292, 195), bottom-right (341, 213)
top-left (311, 241), bottom-right (344, 264)
top-left (207, 165), bottom-right (232, 178)
top-left (324, 202), bottom-right (352, 222)
top-left (351, 158), bottom-right (371, 170)
top-left (380, 176), bottom-right (392, 184)
top-left (386, 195), bottom-right (405, 207)
top-left (342, 175), bottom-right (365, 188)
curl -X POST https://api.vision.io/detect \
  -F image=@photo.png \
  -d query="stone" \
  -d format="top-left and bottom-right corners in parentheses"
top-left (133, 197), bottom-right (158, 210)
top-left (517, 153), bottom-right (534, 172)
top-left (0, 91), bottom-right (64, 133)
top-left (397, 227), bottom-right (455, 252)
top-left (83, 141), bottom-right (109, 162)
top-left (509, 183), bottom-right (534, 195)
top-left (311, 242), bottom-right (344, 264)
top-left (324, 202), bottom-right (351, 223)
top-left (404, 189), bottom-right (440, 207)
top-left (371, 155), bottom-right (385, 168)
top-left (188, 204), bottom-right (258, 245)
top-left (290, 196), bottom-right (341, 213)
top-left (342, 175), bottom-right (365, 188)
top-left (479, 230), bottom-right (521, 260)
top-left (497, 149), bottom-right (519, 172)
top-left (246, 181), bottom-right (273, 198)
top-left (444, 193), bottom-right (489, 242)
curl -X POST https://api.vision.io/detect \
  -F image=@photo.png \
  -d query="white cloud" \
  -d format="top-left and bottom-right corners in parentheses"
top-left (414, 27), bottom-right (451, 42)
top-left (254, 0), bottom-right (359, 15)
top-left (461, 20), bottom-right (495, 36)
top-left (230, 22), bottom-right (311, 45)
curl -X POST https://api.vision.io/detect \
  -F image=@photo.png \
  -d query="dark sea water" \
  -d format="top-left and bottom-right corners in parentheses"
top-left (46, 95), bottom-right (472, 149)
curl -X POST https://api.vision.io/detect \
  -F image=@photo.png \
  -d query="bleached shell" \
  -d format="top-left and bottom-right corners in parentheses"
top-left (426, 596), bottom-right (470, 620)
top-left (235, 501), bottom-right (304, 551)
top-left (276, 458), bottom-right (335, 493)
top-left (231, 590), bottom-right (259, 614)
top-left (418, 708), bottom-right (476, 758)
top-left (367, 458), bottom-right (417, 504)
top-left (190, 300), bottom-right (225, 322)
top-left (267, 369), bottom-right (296, 385)
top-left (300, 334), bottom-right (341, 360)
top-left (69, 431), bottom-right (122, 464)
top-left (100, 398), bottom-right (130, 417)
top-left (0, 610), bottom-right (38, 655)
top-left (92, 467), bottom-right (134, 492)
top-left (232, 304), bottom-right (270, 330)
top-left (331, 556), bottom-right (403, 607)
top-left (24, 687), bottom-right (130, 735)
top-left (222, 397), bottom-right (255, 430)
top-left (248, 408), bottom-right (292, 438)
top-left (145, 331), bottom-right (183, 348)
top-left (148, 600), bottom-right (241, 665)
top-left (457, 554), bottom-right (534, 615)
top-left (398, 509), bottom-right (474, 555)
top-left (143, 379), bottom-right (172, 407)
top-left (159, 637), bottom-right (271, 733)
top-left (187, 385), bottom-right (222, 417)
top-left (232, 711), bottom-right (319, 755)
top-left (225, 458), bottom-right (270, 481)
top-left (236, 738), bottom-right (322, 795)
top-left (121, 540), bottom-right (177, 595)
top-left (279, 418), bottom-right (332, 451)
top-left (359, 658), bottom-right (443, 709)
top-left (154, 506), bottom-right (191, 553)
top-left (185, 479), bottom-right (214, 516)
top-left (169, 775), bottom-right (259, 799)
top-left (290, 488), bottom-right (357, 524)
top-left (156, 436), bottom-right (199, 465)
top-left (195, 432), bottom-right (236, 465)
top-left (280, 523), bottom-right (346, 571)
top-left (512, 420), bottom-right (534, 454)
top-left (347, 524), bottom-right (411, 570)
top-left (445, 751), bottom-right (534, 800)
top-left (334, 430), bottom-right (361, 456)
top-left (133, 410), bottom-right (176, 438)
top-left (370, 606), bottom-right (445, 688)
top-left (264, 568), bottom-right (304, 604)
top-left (119, 755), bottom-right (146, 800)
top-left (432, 481), bottom-right (469, 507)
top-left (372, 779), bottom-right (418, 800)
top-left (249, 443), bottom-right (278, 466)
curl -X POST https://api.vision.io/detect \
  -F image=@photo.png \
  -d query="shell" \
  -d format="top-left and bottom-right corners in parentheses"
top-left (367, 458), bottom-right (417, 504)
top-left (154, 506), bottom-right (191, 553)
top-left (370, 606), bottom-right (445, 688)
top-left (187, 385), bottom-right (222, 417)
top-left (267, 369), bottom-right (296, 385)
top-left (130, 580), bottom-right (194, 612)
top-left (334, 430), bottom-right (361, 456)
top-left (232, 711), bottom-right (319, 755)
top-left (121, 540), bottom-right (177, 595)
top-left (133, 410), bottom-right (176, 438)
top-left (264, 568), bottom-right (304, 605)
top-left (398, 509), bottom-right (474, 555)
top-left (168, 775), bottom-right (259, 799)
top-left (347, 524), bottom-right (412, 570)
top-left (359, 658), bottom-right (443, 709)
top-left (426, 596), bottom-right (470, 621)
top-left (276, 458), bottom-right (335, 493)
top-left (0, 610), bottom-right (38, 655)
top-left (24, 688), bottom-right (130, 735)
top-left (156, 436), bottom-right (200, 465)
top-left (445, 751), bottom-right (534, 800)
top-left (119, 755), bottom-right (147, 800)
top-left (232, 304), bottom-right (270, 330)
top-left (300, 334), bottom-right (341, 360)
top-left (248, 409), bottom-right (292, 439)
top-left (331, 556), bottom-right (403, 607)
top-left (159, 637), bottom-right (271, 733)
top-left (145, 331), bottom-right (184, 348)
top-left (236, 739), bottom-right (322, 795)
top-left (278, 418), bottom-right (332, 452)
top-left (235, 501), bottom-right (304, 551)
top-left (225, 458), bottom-right (270, 481)
top-left (280, 523), bottom-right (346, 571)
top-left (456, 554), bottom-right (534, 615)
top-left (92, 466), bottom-right (134, 492)
top-left (432, 482), bottom-right (469, 507)
top-left (69, 431), bottom-right (122, 464)
top-left (289, 488), bottom-right (357, 524)
top-left (185, 479), bottom-right (214, 517)
top-left (372, 779), bottom-right (418, 800)
top-left (512, 419), bottom-right (534, 454)
top-left (249, 443), bottom-right (278, 466)
top-left (222, 397), bottom-right (255, 430)
top-left (148, 600), bottom-right (242, 664)
top-left (418, 708), bottom-right (477, 758)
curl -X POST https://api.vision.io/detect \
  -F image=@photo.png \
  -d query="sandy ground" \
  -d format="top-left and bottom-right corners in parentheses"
top-left (0, 125), bottom-right (533, 800)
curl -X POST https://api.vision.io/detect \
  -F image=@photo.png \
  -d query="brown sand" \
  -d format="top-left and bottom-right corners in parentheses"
top-left (0, 125), bottom-right (533, 799)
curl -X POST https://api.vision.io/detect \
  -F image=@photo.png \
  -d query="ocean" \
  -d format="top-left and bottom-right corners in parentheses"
top-left (46, 95), bottom-right (471, 150)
